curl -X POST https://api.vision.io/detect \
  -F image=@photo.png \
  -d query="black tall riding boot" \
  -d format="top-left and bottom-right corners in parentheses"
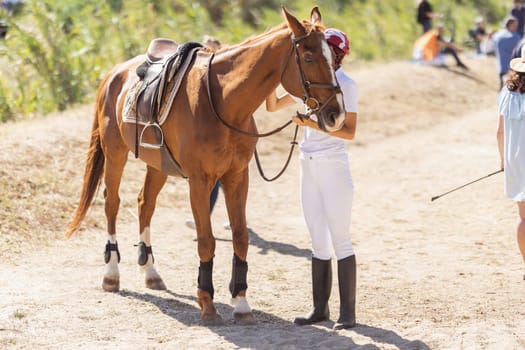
top-left (333, 255), bottom-right (356, 330)
top-left (294, 257), bottom-right (332, 325)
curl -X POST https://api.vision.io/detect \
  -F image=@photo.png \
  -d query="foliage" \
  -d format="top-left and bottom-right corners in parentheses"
top-left (0, 0), bottom-right (510, 120)
top-left (0, 79), bottom-right (14, 122)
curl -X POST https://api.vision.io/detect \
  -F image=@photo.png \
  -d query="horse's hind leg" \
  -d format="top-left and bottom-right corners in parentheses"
top-left (137, 165), bottom-right (168, 290)
top-left (102, 150), bottom-right (128, 292)
top-left (222, 169), bottom-right (255, 325)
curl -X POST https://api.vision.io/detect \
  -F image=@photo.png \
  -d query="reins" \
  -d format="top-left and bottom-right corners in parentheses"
top-left (204, 30), bottom-right (341, 181)
top-left (253, 124), bottom-right (299, 182)
top-left (206, 51), bottom-right (296, 181)
top-left (206, 52), bottom-right (293, 138)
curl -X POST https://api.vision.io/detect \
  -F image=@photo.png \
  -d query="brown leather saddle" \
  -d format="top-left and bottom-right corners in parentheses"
top-left (135, 39), bottom-right (203, 126)
top-left (125, 38), bottom-right (203, 178)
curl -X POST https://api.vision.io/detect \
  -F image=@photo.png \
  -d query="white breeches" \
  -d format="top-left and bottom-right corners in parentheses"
top-left (300, 151), bottom-right (355, 260)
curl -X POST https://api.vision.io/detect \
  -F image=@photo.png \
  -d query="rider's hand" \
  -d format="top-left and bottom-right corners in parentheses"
top-left (292, 115), bottom-right (308, 126)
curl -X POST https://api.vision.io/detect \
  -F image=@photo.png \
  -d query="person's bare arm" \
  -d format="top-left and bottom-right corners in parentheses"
top-left (266, 90), bottom-right (296, 112)
top-left (292, 112), bottom-right (357, 140)
top-left (427, 11), bottom-right (441, 19)
top-left (497, 114), bottom-right (504, 170)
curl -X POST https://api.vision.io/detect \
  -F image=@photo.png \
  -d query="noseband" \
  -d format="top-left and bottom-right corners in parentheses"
top-left (291, 33), bottom-right (342, 120)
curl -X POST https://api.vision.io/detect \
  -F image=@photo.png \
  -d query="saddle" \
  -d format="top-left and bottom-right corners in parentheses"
top-left (122, 38), bottom-right (203, 178)
top-left (134, 39), bottom-right (203, 125)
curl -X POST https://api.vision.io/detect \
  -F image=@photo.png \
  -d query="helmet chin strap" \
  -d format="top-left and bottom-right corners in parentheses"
top-left (332, 46), bottom-right (345, 67)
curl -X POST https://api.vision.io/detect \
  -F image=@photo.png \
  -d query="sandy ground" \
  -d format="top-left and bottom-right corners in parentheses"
top-left (1, 54), bottom-right (525, 349)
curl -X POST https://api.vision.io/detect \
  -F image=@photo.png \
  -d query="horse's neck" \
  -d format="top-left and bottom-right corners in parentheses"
top-left (215, 29), bottom-right (292, 117)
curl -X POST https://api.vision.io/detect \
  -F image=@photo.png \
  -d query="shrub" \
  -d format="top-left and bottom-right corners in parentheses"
top-left (0, 0), bottom-right (509, 120)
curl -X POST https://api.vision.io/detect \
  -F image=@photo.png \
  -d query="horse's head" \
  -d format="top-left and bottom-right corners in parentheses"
top-left (281, 6), bottom-right (345, 132)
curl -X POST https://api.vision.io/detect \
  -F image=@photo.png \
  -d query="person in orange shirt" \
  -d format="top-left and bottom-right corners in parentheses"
top-left (413, 25), bottom-right (468, 70)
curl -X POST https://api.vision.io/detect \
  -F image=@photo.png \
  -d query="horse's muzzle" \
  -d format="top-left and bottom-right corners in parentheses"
top-left (319, 108), bottom-right (345, 132)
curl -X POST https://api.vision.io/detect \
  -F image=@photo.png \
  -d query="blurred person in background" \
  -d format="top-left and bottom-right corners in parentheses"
top-left (417, 0), bottom-right (440, 34)
top-left (511, 0), bottom-right (525, 37)
top-left (413, 24), bottom-right (468, 70)
top-left (494, 16), bottom-right (521, 89)
top-left (203, 35), bottom-right (221, 51)
top-left (1, 0), bottom-right (23, 15)
top-left (468, 16), bottom-right (494, 55)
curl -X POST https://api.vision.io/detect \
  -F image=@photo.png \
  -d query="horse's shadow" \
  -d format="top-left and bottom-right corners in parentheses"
top-left (119, 289), bottom-right (431, 350)
top-left (248, 228), bottom-right (312, 259)
top-left (215, 228), bottom-right (312, 259)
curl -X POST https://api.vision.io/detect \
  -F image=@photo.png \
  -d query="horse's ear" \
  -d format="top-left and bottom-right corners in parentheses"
top-left (310, 6), bottom-right (322, 25)
top-left (282, 6), bottom-right (306, 37)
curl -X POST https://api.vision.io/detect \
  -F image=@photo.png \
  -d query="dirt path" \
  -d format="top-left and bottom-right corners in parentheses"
top-left (1, 57), bottom-right (524, 349)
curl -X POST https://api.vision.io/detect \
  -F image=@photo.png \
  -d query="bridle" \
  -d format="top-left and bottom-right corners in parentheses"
top-left (291, 32), bottom-right (342, 121)
top-left (205, 29), bottom-right (342, 137)
top-left (205, 29), bottom-right (342, 181)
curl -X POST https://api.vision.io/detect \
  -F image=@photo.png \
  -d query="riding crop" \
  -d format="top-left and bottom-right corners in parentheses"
top-left (430, 169), bottom-right (503, 202)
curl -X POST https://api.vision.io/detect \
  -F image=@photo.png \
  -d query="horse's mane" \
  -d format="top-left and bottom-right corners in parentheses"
top-left (221, 20), bottom-right (325, 50)
top-left (239, 23), bottom-right (289, 46)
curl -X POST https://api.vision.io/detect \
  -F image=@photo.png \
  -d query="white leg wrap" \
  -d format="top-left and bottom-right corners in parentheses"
top-left (231, 296), bottom-right (252, 314)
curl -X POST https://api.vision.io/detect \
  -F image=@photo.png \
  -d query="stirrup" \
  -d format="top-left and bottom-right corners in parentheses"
top-left (139, 122), bottom-right (164, 149)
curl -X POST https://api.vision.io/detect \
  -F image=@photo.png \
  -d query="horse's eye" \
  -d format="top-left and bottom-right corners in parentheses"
top-left (304, 54), bottom-right (313, 64)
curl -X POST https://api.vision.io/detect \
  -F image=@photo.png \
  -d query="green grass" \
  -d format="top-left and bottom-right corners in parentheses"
top-left (0, 0), bottom-right (508, 120)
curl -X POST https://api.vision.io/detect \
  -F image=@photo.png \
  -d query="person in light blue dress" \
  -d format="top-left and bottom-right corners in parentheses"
top-left (497, 45), bottom-right (525, 280)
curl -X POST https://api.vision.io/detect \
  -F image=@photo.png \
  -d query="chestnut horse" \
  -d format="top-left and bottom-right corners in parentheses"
top-left (66, 6), bottom-right (345, 325)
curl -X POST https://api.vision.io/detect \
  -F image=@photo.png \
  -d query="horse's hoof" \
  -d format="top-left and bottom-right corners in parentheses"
top-left (102, 277), bottom-right (120, 292)
top-left (146, 277), bottom-right (167, 290)
top-left (233, 312), bottom-right (256, 325)
top-left (201, 313), bottom-right (224, 326)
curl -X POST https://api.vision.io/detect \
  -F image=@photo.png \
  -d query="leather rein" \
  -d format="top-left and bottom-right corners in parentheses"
top-left (205, 31), bottom-right (341, 181)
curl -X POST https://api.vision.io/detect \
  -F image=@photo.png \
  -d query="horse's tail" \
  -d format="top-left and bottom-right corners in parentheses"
top-left (65, 106), bottom-right (105, 238)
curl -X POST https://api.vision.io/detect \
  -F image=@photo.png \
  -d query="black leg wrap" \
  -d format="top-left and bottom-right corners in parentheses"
top-left (229, 254), bottom-right (248, 298)
top-left (198, 259), bottom-right (214, 299)
top-left (104, 241), bottom-right (121, 264)
top-left (137, 242), bottom-right (154, 266)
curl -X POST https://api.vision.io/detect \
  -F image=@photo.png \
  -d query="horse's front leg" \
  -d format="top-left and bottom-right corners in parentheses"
top-left (190, 177), bottom-right (223, 325)
top-left (223, 169), bottom-right (255, 325)
top-left (137, 166), bottom-right (168, 290)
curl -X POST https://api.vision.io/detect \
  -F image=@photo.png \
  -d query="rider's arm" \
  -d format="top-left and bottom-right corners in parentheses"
top-left (292, 112), bottom-right (357, 140)
top-left (266, 90), bottom-right (296, 111)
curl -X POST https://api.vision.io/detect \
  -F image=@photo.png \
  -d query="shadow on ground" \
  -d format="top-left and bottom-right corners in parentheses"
top-left (120, 289), bottom-right (431, 350)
